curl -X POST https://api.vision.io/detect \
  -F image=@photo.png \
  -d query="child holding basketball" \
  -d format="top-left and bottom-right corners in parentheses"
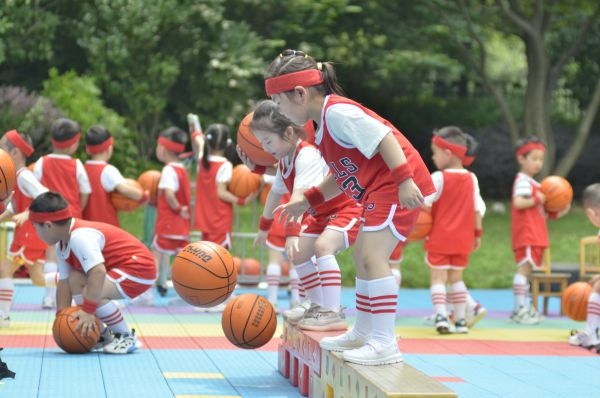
top-left (83, 125), bottom-right (147, 226)
top-left (265, 50), bottom-right (434, 365)
top-left (423, 127), bottom-right (485, 335)
top-left (153, 127), bottom-right (191, 297)
top-left (29, 192), bottom-right (156, 354)
top-left (569, 183), bottom-right (600, 350)
top-left (252, 100), bottom-right (362, 332)
top-left (510, 137), bottom-right (569, 324)
top-left (0, 130), bottom-right (50, 327)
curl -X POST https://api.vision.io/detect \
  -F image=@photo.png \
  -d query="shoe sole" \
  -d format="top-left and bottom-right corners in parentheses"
top-left (320, 340), bottom-right (365, 352)
top-left (342, 351), bottom-right (404, 366)
top-left (298, 321), bottom-right (348, 332)
top-left (467, 308), bottom-right (487, 328)
top-left (436, 323), bottom-right (451, 334)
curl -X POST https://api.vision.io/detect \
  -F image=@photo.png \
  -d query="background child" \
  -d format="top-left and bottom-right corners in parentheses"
top-left (0, 130), bottom-right (50, 326)
top-left (29, 192), bottom-right (156, 354)
top-left (423, 127), bottom-right (485, 334)
top-left (83, 125), bottom-right (147, 226)
top-left (569, 183), bottom-right (600, 350)
top-left (153, 127), bottom-right (191, 297)
top-left (510, 137), bottom-right (569, 324)
top-left (265, 50), bottom-right (434, 365)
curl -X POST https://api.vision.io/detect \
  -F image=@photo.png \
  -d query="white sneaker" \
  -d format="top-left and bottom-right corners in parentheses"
top-left (283, 302), bottom-right (317, 324)
top-left (320, 329), bottom-right (368, 351)
top-left (434, 314), bottom-right (451, 334)
top-left (454, 319), bottom-right (469, 334)
top-left (569, 330), bottom-right (600, 348)
top-left (510, 306), bottom-right (544, 324)
top-left (0, 316), bottom-right (10, 328)
top-left (298, 308), bottom-right (347, 332)
top-left (103, 329), bottom-right (139, 354)
top-left (466, 303), bottom-right (487, 328)
top-left (342, 339), bottom-right (403, 366)
top-left (93, 327), bottom-right (114, 351)
top-left (42, 296), bottom-right (55, 309)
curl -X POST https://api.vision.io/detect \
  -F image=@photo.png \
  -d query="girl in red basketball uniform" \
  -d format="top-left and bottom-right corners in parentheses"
top-left (0, 130), bottom-right (51, 327)
top-left (83, 125), bottom-right (147, 227)
top-left (153, 127), bottom-right (191, 296)
top-left (423, 127), bottom-right (485, 335)
top-left (510, 137), bottom-right (569, 324)
top-left (30, 192), bottom-right (157, 354)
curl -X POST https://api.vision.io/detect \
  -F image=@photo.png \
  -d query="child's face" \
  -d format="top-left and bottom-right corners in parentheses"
top-left (155, 144), bottom-right (166, 162)
top-left (585, 205), bottom-right (600, 228)
top-left (431, 144), bottom-right (453, 170)
top-left (517, 149), bottom-right (544, 176)
top-left (271, 91), bottom-right (309, 126)
top-left (33, 222), bottom-right (62, 245)
top-left (253, 128), bottom-right (294, 160)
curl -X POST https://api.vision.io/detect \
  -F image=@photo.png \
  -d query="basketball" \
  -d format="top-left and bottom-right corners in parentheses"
top-left (260, 182), bottom-right (271, 205)
top-left (52, 306), bottom-right (101, 354)
top-left (171, 241), bottom-right (237, 308)
top-left (110, 178), bottom-right (142, 212)
top-left (0, 148), bottom-right (16, 201)
top-left (408, 208), bottom-right (433, 241)
top-left (237, 112), bottom-right (277, 167)
top-left (239, 258), bottom-right (261, 276)
top-left (221, 293), bottom-right (277, 349)
top-left (232, 256), bottom-right (243, 274)
top-left (137, 170), bottom-right (161, 205)
top-left (228, 164), bottom-right (261, 198)
top-left (540, 176), bottom-right (573, 213)
top-left (562, 282), bottom-right (592, 321)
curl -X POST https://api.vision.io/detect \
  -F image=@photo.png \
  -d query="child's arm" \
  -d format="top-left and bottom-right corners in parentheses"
top-left (513, 193), bottom-right (544, 210)
top-left (75, 263), bottom-right (107, 337)
top-left (56, 279), bottom-right (73, 312)
top-left (115, 181), bottom-right (146, 202)
top-left (474, 211), bottom-right (483, 250)
top-left (0, 208), bottom-right (14, 224)
top-left (274, 174), bottom-right (341, 223)
top-left (216, 181), bottom-right (257, 205)
top-left (163, 188), bottom-right (189, 219)
top-left (236, 145), bottom-right (277, 176)
top-left (255, 190), bottom-right (283, 247)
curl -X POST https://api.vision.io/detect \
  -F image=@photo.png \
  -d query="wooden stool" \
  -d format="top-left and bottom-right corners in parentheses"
top-left (530, 272), bottom-right (570, 315)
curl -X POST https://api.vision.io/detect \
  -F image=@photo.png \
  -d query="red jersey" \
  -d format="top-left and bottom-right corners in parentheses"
top-left (193, 156), bottom-right (233, 234)
top-left (59, 219), bottom-right (156, 280)
top-left (318, 95), bottom-right (434, 203)
top-left (511, 173), bottom-right (548, 249)
top-left (38, 155), bottom-right (84, 217)
top-left (11, 168), bottom-right (47, 251)
top-left (156, 163), bottom-right (191, 239)
top-left (425, 171), bottom-right (475, 255)
top-left (83, 161), bottom-right (119, 226)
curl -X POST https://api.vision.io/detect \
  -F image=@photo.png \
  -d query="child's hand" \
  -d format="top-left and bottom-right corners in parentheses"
top-left (180, 206), bottom-right (190, 220)
top-left (536, 191), bottom-right (546, 205)
top-left (243, 191), bottom-right (258, 205)
top-left (557, 203), bottom-right (571, 218)
top-left (398, 178), bottom-right (424, 209)
top-left (474, 237), bottom-right (482, 251)
top-left (285, 236), bottom-right (300, 263)
top-left (254, 230), bottom-right (267, 247)
top-left (74, 310), bottom-right (98, 337)
top-left (12, 211), bottom-right (28, 227)
top-left (236, 145), bottom-right (257, 171)
top-left (274, 197), bottom-right (309, 224)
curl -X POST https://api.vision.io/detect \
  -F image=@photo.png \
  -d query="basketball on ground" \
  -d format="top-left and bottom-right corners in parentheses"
top-left (137, 170), bottom-right (161, 205)
top-left (562, 282), bottom-right (592, 321)
top-left (110, 178), bottom-right (143, 211)
top-left (237, 112), bottom-right (277, 167)
top-left (408, 208), bottom-right (433, 241)
top-left (540, 176), bottom-right (573, 213)
top-left (171, 241), bottom-right (237, 308)
top-left (228, 164), bottom-right (261, 198)
top-left (0, 148), bottom-right (16, 201)
top-left (52, 306), bottom-right (100, 354)
top-left (221, 293), bottom-right (277, 349)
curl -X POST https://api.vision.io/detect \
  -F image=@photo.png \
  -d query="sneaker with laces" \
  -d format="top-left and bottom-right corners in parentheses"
top-left (0, 316), bottom-right (10, 328)
top-left (342, 339), bottom-right (403, 366)
top-left (42, 296), bottom-right (55, 309)
top-left (466, 303), bottom-right (487, 328)
top-left (93, 327), bottom-right (114, 351)
top-left (510, 306), bottom-right (544, 324)
top-left (568, 330), bottom-right (600, 348)
top-left (320, 329), bottom-right (368, 351)
top-left (283, 302), bottom-right (318, 324)
top-left (103, 329), bottom-right (139, 354)
top-left (298, 308), bottom-right (347, 332)
top-left (454, 318), bottom-right (468, 334)
top-left (434, 314), bottom-right (451, 334)
top-left (156, 284), bottom-right (168, 297)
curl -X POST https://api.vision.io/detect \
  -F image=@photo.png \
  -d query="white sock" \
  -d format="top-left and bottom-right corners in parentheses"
top-left (157, 255), bottom-right (169, 287)
top-left (266, 263), bottom-right (281, 305)
top-left (450, 281), bottom-right (467, 320)
top-left (96, 301), bottom-right (128, 334)
top-left (316, 255), bottom-right (341, 310)
top-left (43, 262), bottom-right (58, 298)
top-left (391, 267), bottom-right (401, 289)
top-left (288, 267), bottom-right (300, 304)
top-left (353, 278), bottom-right (371, 338)
top-left (369, 276), bottom-right (398, 345)
top-left (430, 283), bottom-right (447, 316)
top-left (513, 274), bottom-right (528, 310)
top-left (295, 260), bottom-right (323, 305)
top-left (466, 291), bottom-right (478, 311)
top-left (586, 292), bottom-right (600, 336)
top-left (0, 278), bottom-right (14, 317)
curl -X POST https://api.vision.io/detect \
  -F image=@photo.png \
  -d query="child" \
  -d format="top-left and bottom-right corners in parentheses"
top-left (83, 125), bottom-right (147, 226)
top-left (33, 118), bottom-right (92, 308)
top-left (569, 183), bottom-right (600, 350)
top-left (265, 50), bottom-right (434, 365)
top-left (0, 130), bottom-right (51, 326)
top-left (251, 100), bottom-right (362, 331)
top-left (510, 137), bottom-right (569, 324)
top-left (29, 191), bottom-right (156, 354)
top-left (153, 127), bottom-right (191, 297)
top-left (423, 127), bottom-right (485, 334)
top-left (192, 123), bottom-right (255, 250)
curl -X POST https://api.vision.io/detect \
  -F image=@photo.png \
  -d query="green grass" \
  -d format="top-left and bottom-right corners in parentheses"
top-left (120, 201), bottom-right (597, 289)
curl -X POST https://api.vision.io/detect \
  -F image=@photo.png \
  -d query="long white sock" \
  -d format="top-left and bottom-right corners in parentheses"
top-left (295, 260), bottom-right (323, 305)
top-left (157, 254), bottom-right (169, 287)
top-left (391, 267), bottom-right (401, 289)
top-left (586, 292), bottom-right (600, 336)
top-left (288, 268), bottom-right (300, 304)
top-left (316, 255), bottom-right (341, 310)
top-left (466, 291), bottom-right (478, 311)
top-left (450, 281), bottom-right (467, 320)
top-left (353, 278), bottom-right (371, 338)
top-left (96, 301), bottom-right (128, 334)
top-left (266, 263), bottom-right (281, 305)
top-left (513, 274), bottom-right (528, 310)
top-left (43, 262), bottom-right (57, 298)
top-left (0, 278), bottom-right (14, 317)
top-left (369, 276), bottom-right (398, 345)
top-left (430, 283), bottom-right (447, 316)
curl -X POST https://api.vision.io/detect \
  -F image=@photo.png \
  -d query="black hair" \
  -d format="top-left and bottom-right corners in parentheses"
top-left (51, 118), bottom-right (80, 142)
top-left (583, 183), bottom-right (600, 209)
top-left (201, 123), bottom-right (232, 170)
top-left (86, 125), bottom-right (112, 146)
top-left (250, 100), bottom-right (306, 141)
top-left (464, 133), bottom-right (479, 158)
top-left (29, 192), bottom-right (71, 225)
top-left (159, 126), bottom-right (188, 154)
top-left (434, 126), bottom-right (467, 146)
top-left (515, 136), bottom-right (545, 157)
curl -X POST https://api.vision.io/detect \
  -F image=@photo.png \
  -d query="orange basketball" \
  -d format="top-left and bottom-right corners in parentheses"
top-left (137, 170), bottom-right (161, 205)
top-left (237, 112), bottom-right (277, 166)
top-left (240, 258), bottom-right (261, 276)
top-left (260, 182), bottom-right (272, 205)
top-left (540, 176), bottom-right (573, 213)
top-left (232, 256), bottom-right (243, 274)
top-left (221, 293), bottom-right (277, 349)
top-left (562, 282), bottom-right (592, 321)
top-left (52, 306), bottom-right (101, 354)
top-left (408, 208), bottom-right (433, 241)
top-left (228, 164), bottom-right (261, 198)
top-left (110, 178), bottom-right (142, 212)
top-left (171, 241), bottom-right (237, 308)
top-left (0, 148), bottom-right (16, 201)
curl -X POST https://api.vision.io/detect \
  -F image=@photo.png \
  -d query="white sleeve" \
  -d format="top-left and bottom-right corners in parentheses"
top-left (423, 171), bottom-right (443, 207)
top-left (101, 165), bottom-right (126, 192)
top-left (215, 162), bottom-right (233, 184)
top-left (513, 177), bottom-right (532, 198)
top-left (19, 170), bottom-right (48, 199)
top-left (33, 158), bottom-right (43, 181)
top-left (56, 246), bottom-right (71, 280)
top-left (69, 228), bottom-right (106, 273)
top-left (325, 103), bottom-right (391, 159)
top-left (158, 165), bottom-right (179, 191)
top-left (293, 147), bottom-right (328, 190)
top-left (76, 159), bottom-right (92, 194)
top-left (472, 173), bottom-right (486, 216)
top-left (271, 168), bottom-right (289, 195)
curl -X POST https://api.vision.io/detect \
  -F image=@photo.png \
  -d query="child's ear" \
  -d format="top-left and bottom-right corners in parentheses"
top-left (284, 126), bottom-right (295, 140)
top-left (585, 207), bottom-right (600, 228)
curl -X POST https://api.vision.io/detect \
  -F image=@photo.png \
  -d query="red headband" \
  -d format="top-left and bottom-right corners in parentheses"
top-left (29, 206), bottom-right (72, 223)
top-left (6, 129), bottom-right (34, 157)
top-left (432, 135), bottom-right (467, 158)
top-left (86, 137), bottom-right (113, 155)
top-left (51, 133), bottom-right (80, 149)
top-left (516, 142), bottom-right (545, 157)
top-left (158, 136), bottom-right (185, 153)
top-left (265, 69), bottom-right (324, 96)
top-left (462, 155), bottom-right (475, 167)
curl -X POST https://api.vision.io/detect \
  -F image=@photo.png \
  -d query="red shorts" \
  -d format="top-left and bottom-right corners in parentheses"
top-left (302, 205), bottom-right (361, 249)
top-left (106, 268), bottom-right (156, 300)
top-left (514, 246), bottom-right (545, 269)
top-left (426, 252), bottom-right (470, 269)
top-left (152, 235), bottom-right (189, 255)
top-left (266, 215), bottom-right (286, 252)
top-left (200, 232), bottom-right (231, 250)
top-left (361, 192), bottom-right (420, 240)
top-left (389, 242), bottom-right (404, 264)
top-left (8, 243), bottom-right (46, 265)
